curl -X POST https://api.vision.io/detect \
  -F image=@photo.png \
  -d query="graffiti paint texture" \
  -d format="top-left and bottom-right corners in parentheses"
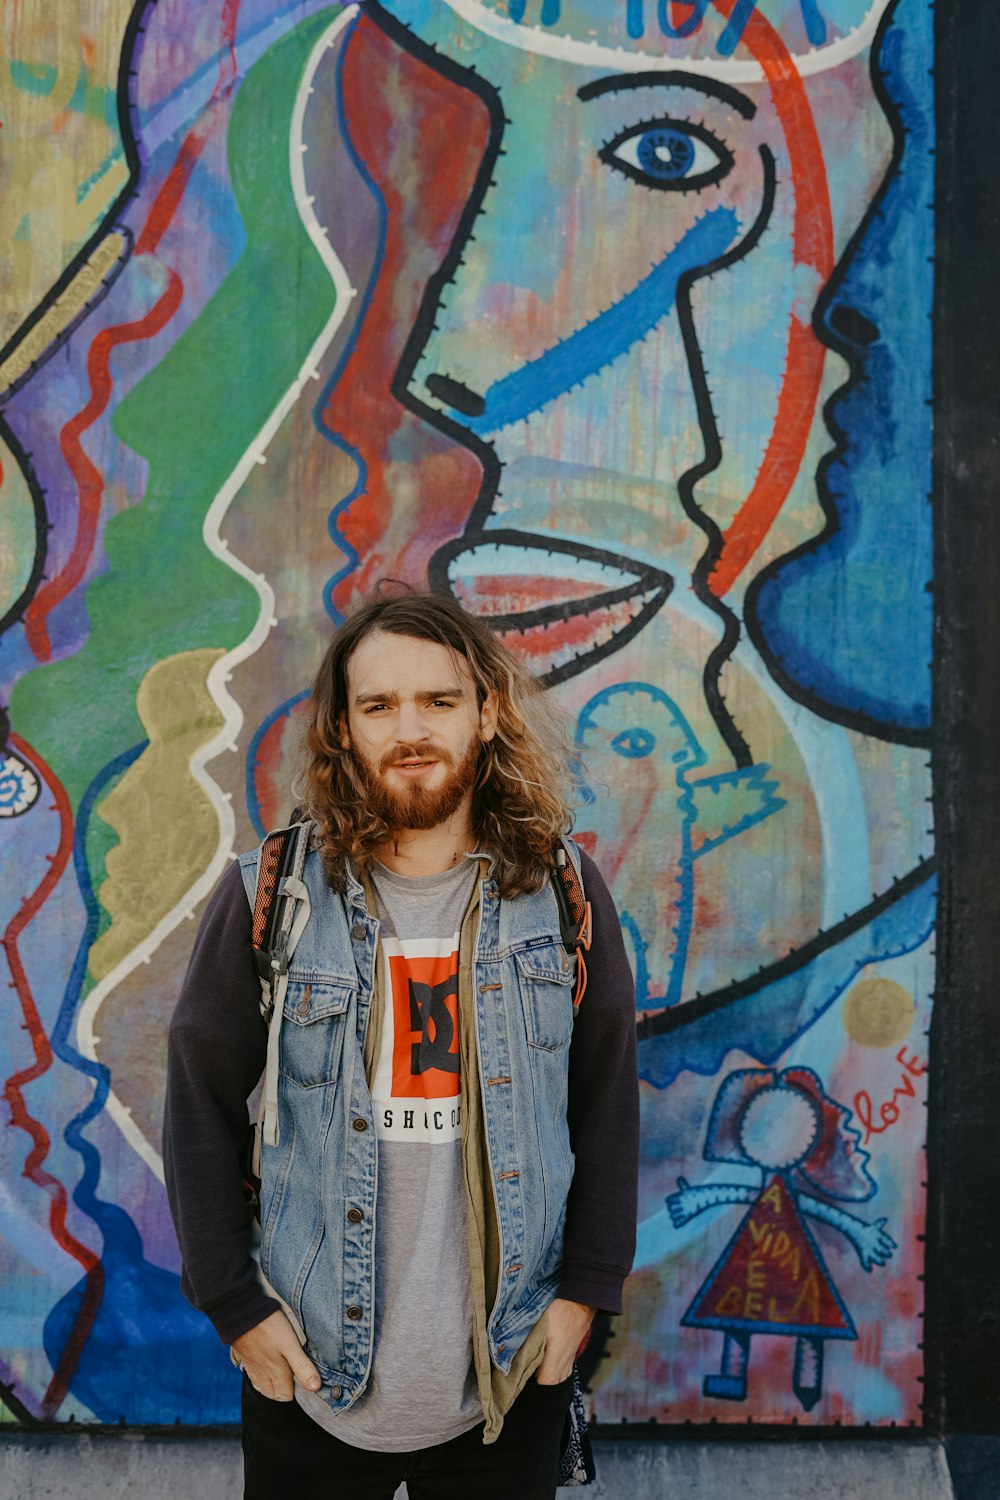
top-left (0, 0), bottom-right (933, 1427)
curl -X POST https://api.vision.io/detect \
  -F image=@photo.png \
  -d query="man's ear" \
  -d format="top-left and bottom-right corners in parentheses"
top-left (479, 692), bottom-right (498, 744)
top-left (338, 711), bottom-right (350, 750)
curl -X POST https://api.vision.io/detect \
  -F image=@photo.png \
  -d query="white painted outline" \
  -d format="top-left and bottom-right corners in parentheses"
top-left (75, 6), bottom-right (361, 1184)
top-left (434, 0), bottom-right (892, 81)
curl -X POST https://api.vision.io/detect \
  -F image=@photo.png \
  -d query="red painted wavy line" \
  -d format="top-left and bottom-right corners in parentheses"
top-left (325, 16), bottom-right (490, 620)
top-left (8, 2), bottom-right (246, 1417)
top-left (24, 272), bottom-right (184, 662)
top-left (134, 127), bottom-right (215, 259)
top-left (221, 0), bottom-right (241, 90)
top-left (708, 1), bottom-right (835, 597)
top-left (1, 732), bottom-right (104, 1418)
top-left (136, 0), bottom-right (241, 256)
top-left (25, 0), bottom-right (244, 659)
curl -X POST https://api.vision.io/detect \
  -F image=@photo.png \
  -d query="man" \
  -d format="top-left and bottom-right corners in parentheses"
top-left (164, 587), bottom-right (639, 1498)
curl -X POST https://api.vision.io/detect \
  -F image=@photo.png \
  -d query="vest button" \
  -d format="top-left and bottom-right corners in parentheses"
top-left (329, 1385), bottom-right (343, 1400)
top-left (352, 1117), bottom-right (368, 1132)
top-left (296, 1000), bottom-right (311, 1015)
top-left (346, 1305), bottom-right (363, 1321)
top-left (352, 923), bottom-right (366, 941)
top-left (347, 1208), bottom-right (363, 1224)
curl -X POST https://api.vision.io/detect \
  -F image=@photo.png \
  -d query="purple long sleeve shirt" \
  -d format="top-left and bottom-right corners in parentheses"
top-left (163, 849), bottom-right (639, 1344)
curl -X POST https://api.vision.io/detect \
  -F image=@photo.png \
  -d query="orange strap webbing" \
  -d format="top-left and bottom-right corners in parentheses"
top-left (552, 844), bottom-right (592, 1007)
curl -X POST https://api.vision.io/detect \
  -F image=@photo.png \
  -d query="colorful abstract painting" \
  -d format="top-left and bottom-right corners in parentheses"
top-left (0, 0), bottom-right (934, 1426)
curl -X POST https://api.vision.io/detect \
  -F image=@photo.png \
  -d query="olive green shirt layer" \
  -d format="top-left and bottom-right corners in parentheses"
top-left (360, 862), bottom-right (545, 1443)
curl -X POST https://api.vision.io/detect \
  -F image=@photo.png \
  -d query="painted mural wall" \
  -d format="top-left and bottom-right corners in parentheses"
top-left (0, 0), bottom-right (934, 1428)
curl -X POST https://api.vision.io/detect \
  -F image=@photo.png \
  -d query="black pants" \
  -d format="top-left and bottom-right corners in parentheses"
top-left (241, 1374), bottom-right (573, 1500)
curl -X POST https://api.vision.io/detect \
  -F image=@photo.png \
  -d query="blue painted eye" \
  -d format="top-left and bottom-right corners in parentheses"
top-left (611, 727), bottom-right (655, 759)
top-left (601, 118), bottom-right (732, 193)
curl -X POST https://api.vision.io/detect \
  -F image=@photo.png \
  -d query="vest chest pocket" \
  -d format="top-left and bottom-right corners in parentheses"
top-left (515, 944), bottom-right (575, 1052)
top-left (279, 978), bottom-right (355, 1088)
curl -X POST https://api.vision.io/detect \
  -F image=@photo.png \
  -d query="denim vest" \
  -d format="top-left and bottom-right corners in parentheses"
top-left (238, 840), bottom-right (580, 1414)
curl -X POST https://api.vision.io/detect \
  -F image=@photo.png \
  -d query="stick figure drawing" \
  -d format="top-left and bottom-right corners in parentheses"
top-left (668, 1066), bottom-right (896, 1410)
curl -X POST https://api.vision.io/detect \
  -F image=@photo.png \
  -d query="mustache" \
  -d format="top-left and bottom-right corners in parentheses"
top-left (379, 744), bottom-right (454, 772)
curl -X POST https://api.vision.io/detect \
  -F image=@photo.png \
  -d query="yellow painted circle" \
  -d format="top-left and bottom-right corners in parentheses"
top-left (843, 977), bottom-right (915, 1048)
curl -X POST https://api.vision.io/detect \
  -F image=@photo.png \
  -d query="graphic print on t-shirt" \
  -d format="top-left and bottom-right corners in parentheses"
top-left (372, 935), bottom-right (463, 1144)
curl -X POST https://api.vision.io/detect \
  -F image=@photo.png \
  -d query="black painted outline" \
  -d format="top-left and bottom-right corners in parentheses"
top-left (0, 0), bottom-right (150, 1419)
top-left (363, 7), bottom-right (680, 689)
top-left (429, 528), bottom-right (674, 687)
top-left (424, 372), bottom-right (485, 417)
top-left (674, 144), bottom-right (778, 768)
top-left (0, 0), bottom-right (151, 392)
top-left (924, 0), bottom-right (1000, 1441)
top-left (741, 0), bottom-right (931, 749)
top-left (578, 69), bottom-right (758, 120)
top-left (635, 856), bottom-right (935, 1041)
top-left (0, 1377), bottom-right (37, 1427)
top-left (0, 418), bottom-right (49, 653)
top-left (365, 2), bottom-right (509, 540)
top-left (0, 231), bottom-right (133, 411)
top-left (0, 0), bottom-right (153, 660)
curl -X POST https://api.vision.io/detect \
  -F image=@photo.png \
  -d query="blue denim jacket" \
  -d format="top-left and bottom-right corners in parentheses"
top-left (238, 840), bottom-right (580, 1414)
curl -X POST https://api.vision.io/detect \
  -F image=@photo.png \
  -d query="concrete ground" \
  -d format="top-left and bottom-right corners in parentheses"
top-left (1, 1432), bottom-right (990, 1500)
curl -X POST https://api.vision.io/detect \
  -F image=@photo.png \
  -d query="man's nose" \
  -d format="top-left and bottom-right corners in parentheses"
top-left (394, 702), bottom-right (431, 743)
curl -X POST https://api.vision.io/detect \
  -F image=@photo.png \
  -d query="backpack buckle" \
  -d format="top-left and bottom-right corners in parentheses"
top-left (270, 927), bottom-right (290, 976)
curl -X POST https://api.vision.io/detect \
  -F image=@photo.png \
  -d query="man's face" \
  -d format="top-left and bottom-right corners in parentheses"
top-left (342, 630), bottom-right (496, 833)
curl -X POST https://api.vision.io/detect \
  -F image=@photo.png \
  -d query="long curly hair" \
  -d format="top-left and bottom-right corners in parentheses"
top-left (297, 586), bottom-right (576, 897)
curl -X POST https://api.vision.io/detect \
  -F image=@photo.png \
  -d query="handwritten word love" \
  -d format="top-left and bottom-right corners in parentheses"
top-left (854, 1047), bottom-right (927, 1145)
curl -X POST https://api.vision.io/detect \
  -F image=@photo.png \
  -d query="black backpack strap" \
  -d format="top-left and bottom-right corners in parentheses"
top-left (251, 821), bottom-right (310, 1005)
top-left (244, 821), bottom-right (312, 1215)
top-left (552, 840), bottom-right (592, 1007)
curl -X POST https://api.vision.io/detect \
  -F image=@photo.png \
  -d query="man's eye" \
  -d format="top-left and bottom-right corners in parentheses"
top-left (600, 119), bottom-right (732, 193)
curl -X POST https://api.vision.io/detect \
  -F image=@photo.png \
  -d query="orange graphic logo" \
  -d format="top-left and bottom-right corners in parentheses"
top-left (388, 951), bottom-right (461, 1100)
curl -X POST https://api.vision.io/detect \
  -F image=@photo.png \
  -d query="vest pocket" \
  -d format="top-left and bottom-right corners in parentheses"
top-left (280, 979), bottom-right (354, 1087)
top-left (515, 944), bottom-right (575, 1051)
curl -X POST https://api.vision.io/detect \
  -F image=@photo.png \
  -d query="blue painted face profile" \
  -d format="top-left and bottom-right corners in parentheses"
top-left (744, 0), bottom-right (934, 743)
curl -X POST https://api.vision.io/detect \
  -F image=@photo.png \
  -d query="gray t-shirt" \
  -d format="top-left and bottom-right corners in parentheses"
top-left (297, 856), bottom-right (482, 1450)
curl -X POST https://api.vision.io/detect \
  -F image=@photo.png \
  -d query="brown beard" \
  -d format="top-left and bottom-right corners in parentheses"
top-left (351, 735), bottom-right (481, 833)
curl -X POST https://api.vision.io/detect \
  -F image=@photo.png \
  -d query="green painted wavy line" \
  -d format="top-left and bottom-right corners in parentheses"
top-left (11, 8), bottom-right (340, 809)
